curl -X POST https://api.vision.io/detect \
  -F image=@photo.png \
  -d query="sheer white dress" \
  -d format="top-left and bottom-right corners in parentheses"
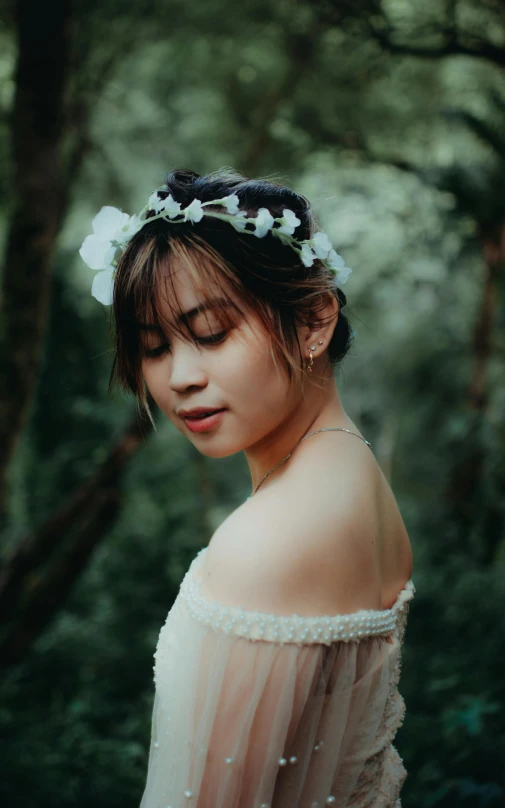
top-left (140, 546), bottom-right (415, 808)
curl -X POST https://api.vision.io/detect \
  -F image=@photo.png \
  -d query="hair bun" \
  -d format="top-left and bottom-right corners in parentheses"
top-left (164, 169), bottom-right (202, 204)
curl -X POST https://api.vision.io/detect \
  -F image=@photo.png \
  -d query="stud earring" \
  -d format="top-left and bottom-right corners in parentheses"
top-left (318, 340), bottom-right (324, 345)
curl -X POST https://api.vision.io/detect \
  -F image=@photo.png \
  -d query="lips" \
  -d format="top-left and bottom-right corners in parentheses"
top-left (182, 409), bottom-right (227, 433)
top-left (182, 409), bottom-right (225, 420)
top-left (185, 410), bottom-right (220, 420)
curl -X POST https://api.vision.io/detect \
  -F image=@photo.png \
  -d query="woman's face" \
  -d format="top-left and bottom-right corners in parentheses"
top-left (140, 267), bottom-right (303, 458)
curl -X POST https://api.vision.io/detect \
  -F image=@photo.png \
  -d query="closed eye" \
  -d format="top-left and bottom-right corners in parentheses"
top-left (197, 331), bottom-right (228, 346)
top-left (143, 331), bottom-right (228, 358)
top-left (144, 343), bottom-right (169, 358)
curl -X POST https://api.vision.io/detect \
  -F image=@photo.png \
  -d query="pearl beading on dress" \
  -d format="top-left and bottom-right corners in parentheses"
top-left (152, 549), bottom-right (416, 807)
top-left (160, 744), bottom-right (338, 806)
top-left (178, 548), bottom-right (415, 646)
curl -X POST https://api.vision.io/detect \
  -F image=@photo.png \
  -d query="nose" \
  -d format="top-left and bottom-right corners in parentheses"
top-left (168, 340), bottom-right (208, 393)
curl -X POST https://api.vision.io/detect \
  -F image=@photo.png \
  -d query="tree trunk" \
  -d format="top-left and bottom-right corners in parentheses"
top-left (444, 225), bottom-right (504, 563)
top-left (0, 0), bottom-right (74, 519)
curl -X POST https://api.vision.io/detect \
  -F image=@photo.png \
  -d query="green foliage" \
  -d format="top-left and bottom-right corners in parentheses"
top-left (1, 0), bottom-right (505, 806)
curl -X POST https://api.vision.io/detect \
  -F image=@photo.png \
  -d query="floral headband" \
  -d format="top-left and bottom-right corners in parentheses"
top-left (79, 187), bottom-right (352, 305)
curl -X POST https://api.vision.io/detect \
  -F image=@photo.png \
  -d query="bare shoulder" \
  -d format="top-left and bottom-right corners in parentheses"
top-left (202, 434), bottom-right (385, 616)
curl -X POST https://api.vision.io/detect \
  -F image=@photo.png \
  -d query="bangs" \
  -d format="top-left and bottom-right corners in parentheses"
top-left (136, 236), bottom-right (248, 345)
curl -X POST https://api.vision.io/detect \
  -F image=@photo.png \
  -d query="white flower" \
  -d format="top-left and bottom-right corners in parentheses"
top-left (79, 206), bottom-right (130, 270)
top-left (277, 209), bottom-right (301, 236)
top-left (94, 206), bottom-right (130, 239)
top-left (148, 192), bottom-right (166, 214)
top-left (116, 214), bottom-right (143, 246)
top-left (91, 267), bottom-right (115, 305)
top-left (183, 199), bottom-right (204, 223)
top-left (253, 207), bottom-right (275, 238)
top-left (80, 234), bottom-right (115, 270)
top-left (311, 231), bottom-right (333, 259)
top-left (220, 194), bottom-right (240, 214)
top-left (161, 194), bottom-right (182, 218)
top-left (230, 211), bottom-right (249, 231)
top-left (333, 265), bottom-right (353, 285)
top-left (300, 243), bottom-right (316, 267)
top-left (327, 250), bottom-right (352, 284)
top-left (327, 248), bottom-right (344, 269)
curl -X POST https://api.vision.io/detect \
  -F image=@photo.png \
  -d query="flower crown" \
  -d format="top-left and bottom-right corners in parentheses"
top-left (79, 187), bottom-right (352, 305)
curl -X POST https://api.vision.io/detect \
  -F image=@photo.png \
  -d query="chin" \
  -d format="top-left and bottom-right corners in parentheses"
top-left (196, 443), bottom-right (241, 459)
top-left (183, 433), bottom-right (244, 458)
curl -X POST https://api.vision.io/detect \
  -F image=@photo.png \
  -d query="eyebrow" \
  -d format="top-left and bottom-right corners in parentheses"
top-left (138, 297), bottom-right (234, 330)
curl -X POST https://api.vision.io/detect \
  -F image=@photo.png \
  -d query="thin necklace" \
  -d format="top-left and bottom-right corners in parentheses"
top-left (247, 427), bottom-right (373, 500)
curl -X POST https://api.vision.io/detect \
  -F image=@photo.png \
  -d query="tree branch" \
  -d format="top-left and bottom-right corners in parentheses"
top-left (0, 490), bottom-right (121, 670)
top-left (239, 26), bottom-right (320, 175)
top-left (0, 414), bottom-right (151, 625)
top-left (369, 13), bottom-right (505, 69)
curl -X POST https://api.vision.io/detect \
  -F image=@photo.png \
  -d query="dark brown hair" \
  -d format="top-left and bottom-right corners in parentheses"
top-left (108, 167), bottom-right (353, 427)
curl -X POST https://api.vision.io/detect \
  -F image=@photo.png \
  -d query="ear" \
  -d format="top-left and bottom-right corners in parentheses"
top-left (300, 293), bottom-right (339, 361)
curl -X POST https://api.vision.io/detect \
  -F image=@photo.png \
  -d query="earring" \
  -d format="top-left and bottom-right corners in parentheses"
top-left (306, 345), bottom-right (316, 373)
top-left (318, 340), bottom-right (324, 345)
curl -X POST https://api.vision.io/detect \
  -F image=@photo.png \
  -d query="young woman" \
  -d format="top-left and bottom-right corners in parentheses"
top-left (80, 167), bottom-right (415, 807)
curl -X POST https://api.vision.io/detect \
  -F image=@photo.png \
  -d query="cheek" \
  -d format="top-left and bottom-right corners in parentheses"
top-left (222, 333), bottom-right (264, 386)
top-left (141, 362), bottom-right (168, 405)
top-left (141, 361), bottom-right (153, 389)
top-left (224, 336), bottom-right (290, 406)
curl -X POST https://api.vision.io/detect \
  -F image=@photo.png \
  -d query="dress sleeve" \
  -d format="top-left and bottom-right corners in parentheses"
top-left (140, 554), bottom-right (414, 808)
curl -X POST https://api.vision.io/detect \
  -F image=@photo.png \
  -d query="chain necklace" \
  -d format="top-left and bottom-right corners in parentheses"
top-left (247, 427), bottom-right (373, 500)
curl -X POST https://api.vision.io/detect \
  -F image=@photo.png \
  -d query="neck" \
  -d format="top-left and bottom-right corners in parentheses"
top-left (244, 372), bottom-right (352, 494)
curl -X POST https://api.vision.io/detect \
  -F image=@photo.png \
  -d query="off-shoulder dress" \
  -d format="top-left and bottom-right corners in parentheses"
top-left (139, 545), bottom-right (415, 808)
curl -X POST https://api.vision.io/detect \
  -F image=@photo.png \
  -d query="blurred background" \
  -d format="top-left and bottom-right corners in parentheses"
top-left (0, 1), bottom-right (504, 806)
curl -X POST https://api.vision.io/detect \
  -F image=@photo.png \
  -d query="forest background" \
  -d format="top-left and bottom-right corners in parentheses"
top-left (0, 1), bottom-right (504, 806)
